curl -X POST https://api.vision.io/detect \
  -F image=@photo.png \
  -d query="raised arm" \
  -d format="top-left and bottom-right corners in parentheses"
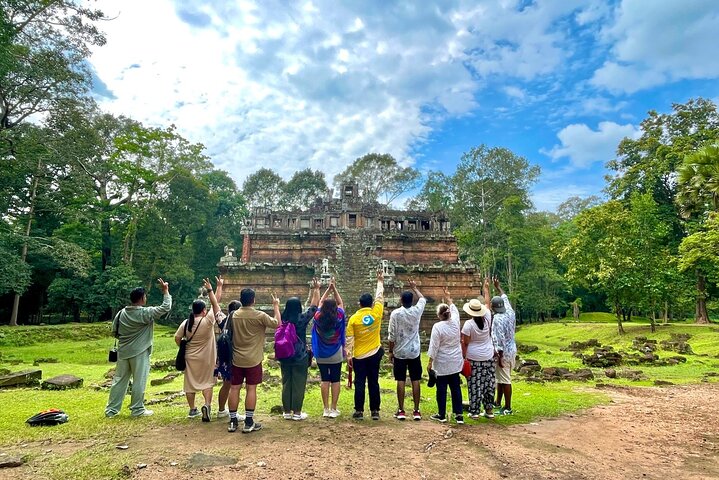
top-left (442, 286), bottom-right (452, 305)
top-left (375, 269), bottom-right (384, 302)
top-left (214, 275), bottom-right (224, 303)
top-left (307, 278), bottom-right (321, 308)
top-left (145, 278), bottom-right (172, 322)
top-left (331, 278), bottom-right (344, 310)
top-left (493, 276), bottom-right (505, 297)
top-left (409, 278), bottom-right (424, 300)
top-left (203, 278), bottom-right (221, 316)
top-left (318, 281), bottom-right (333, 306)
top-left (483, 276), bottom-right (491, 306)
top-left (271, 293), bottom-right (281, 323)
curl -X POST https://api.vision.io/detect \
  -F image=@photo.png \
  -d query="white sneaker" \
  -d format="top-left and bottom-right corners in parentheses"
top-left (216, 409), bottom-right (229, 418)
top-left (323, 408), bottom-right (331, 418)
top-left (282, 412), bottom-right (293, 420)
top-left (292, 412), bottom-right (308, 421)
top-left (133, 409), bottom-right (154, 417)
top-left (328, 409), bottom-right (341, 418)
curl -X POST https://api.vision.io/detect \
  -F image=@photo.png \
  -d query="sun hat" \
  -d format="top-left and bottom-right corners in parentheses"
top-left (462, 298), bottom-right (488, 317)
top-left (490, 296), bottom-right (506, 314)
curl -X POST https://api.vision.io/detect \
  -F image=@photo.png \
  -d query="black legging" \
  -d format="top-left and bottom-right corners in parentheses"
top-left (352, 348), bottom-right (384, 412)
top-left (436, 372), bottom-right (463, 418)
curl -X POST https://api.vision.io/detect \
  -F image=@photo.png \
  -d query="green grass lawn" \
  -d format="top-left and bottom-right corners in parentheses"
top-left (1, 319), bottom-right (717, 479)
top-left (515, 321), bottom-right (719, 385)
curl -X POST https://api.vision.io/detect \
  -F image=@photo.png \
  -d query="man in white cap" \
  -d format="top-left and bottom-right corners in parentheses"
top-left (490, 277), bottom-right (516, 415)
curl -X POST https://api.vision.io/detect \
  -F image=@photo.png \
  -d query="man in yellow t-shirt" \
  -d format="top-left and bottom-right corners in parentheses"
top-left (347, 269), bottom-right (385, 420)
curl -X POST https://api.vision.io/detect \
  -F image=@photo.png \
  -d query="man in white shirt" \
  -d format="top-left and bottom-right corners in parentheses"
top-left (388, 279), bottom-right (426, 421)
top-left (490, 277), bottom-right (517, 415)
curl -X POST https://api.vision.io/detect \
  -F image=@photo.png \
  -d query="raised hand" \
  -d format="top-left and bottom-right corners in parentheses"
top-left (376, 269), bottom-right (384, 282)
top-left (484, 277), bottom-right (490, 291)
top-left (311, 277), bottom-right (321, 290)
top-left (271, 292), bottom-right (280, 307)
top-left (408, 278), bottom-right (417, 289)
top-left (202, 278), bottom-right (213, 291)
top-left (215, 275), bottom-right (224, 288)
top-left (329, 276), bottom-right (337, 290)
top-left (493, 276), bottom-right (501, 290)
top-left (157, 278), bottom-right (169, 294)
top-left (442, 286), bottom-right (452, 304)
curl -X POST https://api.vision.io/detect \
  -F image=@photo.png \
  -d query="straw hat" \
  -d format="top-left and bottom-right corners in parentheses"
top-left (462, 298), bottom-right (488, 317)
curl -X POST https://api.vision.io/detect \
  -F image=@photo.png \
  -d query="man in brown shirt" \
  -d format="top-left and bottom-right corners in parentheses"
top-left (227, 288), bottom-right (280, 433)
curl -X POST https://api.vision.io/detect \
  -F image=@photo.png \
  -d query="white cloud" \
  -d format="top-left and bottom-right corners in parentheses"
top-left (544, 121), bottom-right (640, 168)
top-left (88, 0), bottom-right (587, 185)
top-left (503, 86), bottom-right (526, 101)
top-left (591, 0), bottom-right (719, 93)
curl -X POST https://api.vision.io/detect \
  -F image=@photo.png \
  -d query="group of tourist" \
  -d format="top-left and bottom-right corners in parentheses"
top-left (104, 271), bottom-right (516, 429)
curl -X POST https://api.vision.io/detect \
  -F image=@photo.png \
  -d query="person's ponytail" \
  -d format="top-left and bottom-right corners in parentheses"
top-left (436, 303), bottom-right (451, 321)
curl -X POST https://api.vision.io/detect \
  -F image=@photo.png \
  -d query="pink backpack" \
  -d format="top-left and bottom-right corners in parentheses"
top-left (274, 321), bottom-right (299, 360)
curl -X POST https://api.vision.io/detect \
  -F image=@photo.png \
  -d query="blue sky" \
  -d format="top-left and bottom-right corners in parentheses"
top-left (89, 0), bottom-right (719, 211)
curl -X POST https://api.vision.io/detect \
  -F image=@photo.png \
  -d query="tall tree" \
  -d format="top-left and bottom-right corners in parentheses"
top-left (557, 201), bottom-right (638, 334)
top-left (677, 143), bottom-right (719, 214)
top-left (333, 153), bottom-right (421, 205)
top-left (283, 168), bottom-right (328, 210)
top-left (0, 1), bottom-right (105, 137)
top-left (450, 145), bottom-right (540, 275)
top-left (242, 167), bottom-right (287, 210)
top-left (678, 214), bottom-right (719, 324)
top-left (51, 107), bottom-right (211, 270)
top-left (677, 143), bottom-right (719, 323)
top-left (405, 171), bottom-right (452, 213)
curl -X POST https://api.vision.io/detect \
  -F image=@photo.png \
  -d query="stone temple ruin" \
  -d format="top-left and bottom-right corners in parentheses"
top-left (218, 184), bottom-right (482, 332)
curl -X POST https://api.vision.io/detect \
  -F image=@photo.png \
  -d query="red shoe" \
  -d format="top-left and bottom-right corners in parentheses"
top-left (394, 409), bottom-right (406, 420)
top-left (412, 410), bottom-right (421, 421)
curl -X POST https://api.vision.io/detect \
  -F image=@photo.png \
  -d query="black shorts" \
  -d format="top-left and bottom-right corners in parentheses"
top-left (318, 362), bottom-right (342, 382)
top-left (393, 355), bottom-right (422, 382)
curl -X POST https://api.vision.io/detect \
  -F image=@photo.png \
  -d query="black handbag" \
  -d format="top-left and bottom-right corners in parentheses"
top-left (108, 310), bottom-right (123, 363)
top-left (176, 316), bottom-right (205, 371)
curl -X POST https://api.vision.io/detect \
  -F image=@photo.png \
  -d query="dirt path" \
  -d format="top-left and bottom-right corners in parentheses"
top-left (4, 384), bottom-right (719, 479)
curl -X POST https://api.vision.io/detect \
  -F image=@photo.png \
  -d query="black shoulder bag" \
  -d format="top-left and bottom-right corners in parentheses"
top-left (176, 316), bottom-right (205, 371)
top-left (108, 309), bottom-right (123, 363)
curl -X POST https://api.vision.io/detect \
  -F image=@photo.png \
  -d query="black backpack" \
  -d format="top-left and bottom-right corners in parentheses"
top-left (217, 314), bottom-right (233, 365)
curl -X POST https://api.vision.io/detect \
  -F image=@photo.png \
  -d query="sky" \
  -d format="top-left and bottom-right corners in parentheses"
top-left (89, 0), bottom-right (719, 211)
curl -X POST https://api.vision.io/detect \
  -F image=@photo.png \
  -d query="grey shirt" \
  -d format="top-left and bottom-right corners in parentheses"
top-left (113, 293), bottom-right (172, 360)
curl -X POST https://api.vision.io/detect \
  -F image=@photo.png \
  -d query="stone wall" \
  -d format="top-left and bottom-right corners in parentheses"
top-left (219, 229), bottom-right (483, 333)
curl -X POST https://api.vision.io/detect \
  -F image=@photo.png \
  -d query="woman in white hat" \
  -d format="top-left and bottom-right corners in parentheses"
top-left (461, 278), bottom-right (496, 419)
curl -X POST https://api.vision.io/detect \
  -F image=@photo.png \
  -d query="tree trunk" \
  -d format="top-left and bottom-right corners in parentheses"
top-left (9, 158), bottom-right (41, 326)
top-left (695, 271), bottom-right (710, 324)
top-left (572, 302), bottom-right (580, 320)
top-left (101, 215), bottom-right (112, 271)
top-left (506, 250), bottom-right (513, 294)
top-left (663, 301), bottom-right (668, 324)
top-left (650, 308), bottom-right (656, 333)
top-left (615, 302), bottom-right (625, 334)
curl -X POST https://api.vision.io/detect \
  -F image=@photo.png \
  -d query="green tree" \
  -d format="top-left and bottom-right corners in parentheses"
top-left (0, 1), bottom-right (105, 136)
top-left (678, 143), bottom-right (719, 214)
top-left (51, 107), bottom-right (210, 270)
top-left (405, 171), bottom-right (452, 213)
top-left (333, 153), bottom-right (421, 205)
top-left (557, 201), bottom-right (638, 334)
top-left (556, 195), bottom-right (601, 222)
top-left (678, 214), bottom-right (719, 324)
top-left (242, 167), bottom-right (287, 210)
top-left (676, 143), bottom-right (719, 323)
top-left (451, 145), bottom-right (540, 277)
top-left (283, 168), bottom-right (328, 210)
